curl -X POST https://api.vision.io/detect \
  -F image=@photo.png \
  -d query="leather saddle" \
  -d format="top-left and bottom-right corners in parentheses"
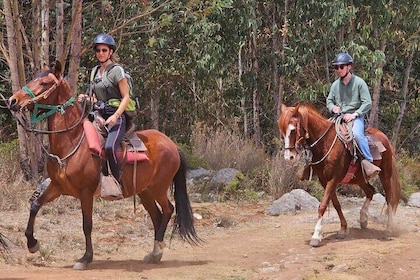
top-left (336, 121), bottom-right (385, 183)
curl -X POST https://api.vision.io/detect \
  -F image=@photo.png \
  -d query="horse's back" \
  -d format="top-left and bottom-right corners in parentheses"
top-left (366, 127), bottom-right (394, 155)
top-left (135, 129), bottom-right (180, 174)
top-left (136, 129), bottom-right (178, 151)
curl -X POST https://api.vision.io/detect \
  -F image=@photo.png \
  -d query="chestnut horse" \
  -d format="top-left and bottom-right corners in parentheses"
top-left (7, 61), bottom-right (200, 269)
top-left (278, 103), bottom-right (401, 247)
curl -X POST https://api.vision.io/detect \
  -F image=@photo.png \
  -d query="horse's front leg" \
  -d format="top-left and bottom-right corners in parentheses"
top-left (330, 191), bottom-right (347, 238)
top-left (310, 182), bottom-right (336, 247)
top-left (25, 201), bottom-right (41, 253)
top-left (73, 192), bottom-right (94, 270)
top-left (25, 180), bottom-right (60, 253)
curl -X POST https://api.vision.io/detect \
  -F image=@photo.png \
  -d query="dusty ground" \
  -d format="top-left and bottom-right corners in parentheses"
top-left (1, 195), bottom-right (420, 280)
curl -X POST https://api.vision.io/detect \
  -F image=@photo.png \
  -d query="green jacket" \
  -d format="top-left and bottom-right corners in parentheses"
top-left (326, 74), bottom-right (372, 117)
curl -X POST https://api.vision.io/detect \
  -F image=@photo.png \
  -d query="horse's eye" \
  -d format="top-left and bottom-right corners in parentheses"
top-left (40, 82), bottom-right (48, 86)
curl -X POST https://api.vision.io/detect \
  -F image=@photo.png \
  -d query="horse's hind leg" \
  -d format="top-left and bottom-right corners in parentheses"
top-left (139, 190), bottom-right (174, 264)
top-left (330, 191), bottom-right (347, 239)
top-left (25, 180), bottom-right (60, 254)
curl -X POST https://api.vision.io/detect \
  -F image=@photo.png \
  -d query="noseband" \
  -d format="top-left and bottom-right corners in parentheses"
top-left (20, 73), bottom-right (75, 125)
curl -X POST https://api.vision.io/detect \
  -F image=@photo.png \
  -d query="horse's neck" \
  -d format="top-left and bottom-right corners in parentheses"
top-left (306, 116), bottom-right (332, 148)
top-left (47, 84), bottom-right (84, 152)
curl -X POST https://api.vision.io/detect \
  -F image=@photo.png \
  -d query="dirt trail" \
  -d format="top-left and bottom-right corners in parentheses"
top-left (1, 197), bottom-right (420, 280)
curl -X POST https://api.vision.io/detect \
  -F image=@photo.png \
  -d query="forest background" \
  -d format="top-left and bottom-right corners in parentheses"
top-left (0, 0), bottom-right (419, 202)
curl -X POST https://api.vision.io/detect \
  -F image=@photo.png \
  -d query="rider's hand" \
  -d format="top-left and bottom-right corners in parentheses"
top-left (343, 112), bottom-right (358, 122)
top-left (105, 113), bottom-right (120, 126)
top-left (77, 94), bottom-right (86, 103)
top-left (332, 106), bottom-right (341, 114)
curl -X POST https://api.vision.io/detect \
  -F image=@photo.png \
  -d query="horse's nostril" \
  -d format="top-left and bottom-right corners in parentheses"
top-left (8, 98), bottom-right (20, 111)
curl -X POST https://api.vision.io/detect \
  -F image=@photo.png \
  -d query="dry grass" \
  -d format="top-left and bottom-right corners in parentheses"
top-left (190, 122), bottom-right (268, 174)
top-left (190, 122), bottom-right (310, 198)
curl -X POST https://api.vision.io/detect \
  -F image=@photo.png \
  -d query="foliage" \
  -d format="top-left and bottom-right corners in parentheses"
top-left (0, 0), bottom-right (418, 183)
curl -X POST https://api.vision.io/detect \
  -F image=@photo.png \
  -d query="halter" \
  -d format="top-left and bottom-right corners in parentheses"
top-left (17, 73), bottom-right (85, 168)
top-left (285, 120), bottom-right (337, 166)
top-left (21, 73), bottom-right (75, 125)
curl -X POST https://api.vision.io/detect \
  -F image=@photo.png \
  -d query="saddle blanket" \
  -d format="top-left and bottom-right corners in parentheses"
top-left (83, 119), bottom-right (149, 163)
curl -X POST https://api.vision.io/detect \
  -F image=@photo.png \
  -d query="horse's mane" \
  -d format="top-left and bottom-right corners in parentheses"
top-left (298, 104), bottom-right (328, 121)
top-left (279, 103), bottom-right (328, 135)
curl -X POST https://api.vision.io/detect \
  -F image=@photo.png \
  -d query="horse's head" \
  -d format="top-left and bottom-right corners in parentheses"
top-left (278, 103), bottom-right (309, 161)
top-left (8, 61), bottom-right (63, 112)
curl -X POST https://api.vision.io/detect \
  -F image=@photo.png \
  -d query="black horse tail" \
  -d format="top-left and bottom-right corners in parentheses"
top-left (171, 148), bottom-right (202, 245)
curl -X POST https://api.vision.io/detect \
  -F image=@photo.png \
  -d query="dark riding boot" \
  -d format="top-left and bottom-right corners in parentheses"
top-left (361, 159), bottom-right (381, 178)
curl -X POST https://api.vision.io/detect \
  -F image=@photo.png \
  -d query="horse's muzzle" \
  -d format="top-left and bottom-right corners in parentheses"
top-left (7, 97), bottom-right (21, 112)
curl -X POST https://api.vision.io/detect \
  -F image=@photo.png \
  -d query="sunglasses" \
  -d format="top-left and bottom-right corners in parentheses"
top-left (334, 65), bottom-right (348, 70)
top-left (95, 48), bottom-right (109, 53)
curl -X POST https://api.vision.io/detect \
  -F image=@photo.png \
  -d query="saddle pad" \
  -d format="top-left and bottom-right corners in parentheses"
top-left (84, 119), bottom-right (149, 163)
top-left (84, 119), bottom-right (103, 155)
top-left (367, 134), bottom-right (386, 160)
top-left (116, 150), bottom-right (149, 163)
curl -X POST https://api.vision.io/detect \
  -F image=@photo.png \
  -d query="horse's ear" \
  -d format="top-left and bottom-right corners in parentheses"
top-left (280, 103), bottom-right (287, 114)
top-left (297, 105), bottom-right (309, 138)
top-left (52, 61), bottom-right (62, 77)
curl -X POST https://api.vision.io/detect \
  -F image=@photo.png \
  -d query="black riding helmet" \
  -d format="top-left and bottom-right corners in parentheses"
top-left (93, 33), bottom-right (116, 51)
top-left (332, 53), bottom-right (353, 65)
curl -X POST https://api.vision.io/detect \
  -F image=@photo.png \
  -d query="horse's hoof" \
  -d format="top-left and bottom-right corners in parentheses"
top-left (309, 238), bottom-right (321, 247)
top-left (337, 230), bottom-right (346, 239)
top-left (143, 252), bottom-right (163, 264)
top-left (360, 220), bottom-right (368, 229)
top-left (73, 262), bottom-right (87, 270)
top-left (28, 242), bottom-right (39, 253)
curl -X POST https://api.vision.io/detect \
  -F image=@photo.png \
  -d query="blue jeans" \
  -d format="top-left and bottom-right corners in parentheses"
top-left (352, 117), bottom-right (373, 162)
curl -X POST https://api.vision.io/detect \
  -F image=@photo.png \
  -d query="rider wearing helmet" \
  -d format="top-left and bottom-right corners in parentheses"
top-left (79, 33), bottom-right (130, 185)
top-left (326, 52), bottom-right (381, 178)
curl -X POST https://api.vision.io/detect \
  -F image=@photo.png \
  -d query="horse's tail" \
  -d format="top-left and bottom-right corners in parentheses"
top-left (171, 148), bottom-right (202, 245)
top-left (387, 153), bottom-right (401, 214)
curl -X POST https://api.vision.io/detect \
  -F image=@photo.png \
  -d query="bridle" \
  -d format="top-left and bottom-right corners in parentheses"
top-left (284, 119), bottom-right (337, 166)
top-left (19, 73), bottom-right (79, 127)
top-left (13, 73), bottom-right (88, 168)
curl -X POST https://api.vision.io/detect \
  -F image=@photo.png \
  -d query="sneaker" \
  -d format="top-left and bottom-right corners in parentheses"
top-left (361, 159), bottom-right (381, 178)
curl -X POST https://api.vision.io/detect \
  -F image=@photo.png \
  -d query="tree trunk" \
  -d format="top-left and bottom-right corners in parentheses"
top-left (41, 0), bottom-right (50, 66)
top-left (67, 0), bottom-right (83, 93)
top-left (269, 3), bottom-right (280, 129)
top-left (251, 21), bottom-right (261, 145)
top-left (150, 92), bottom-right (160, 130)
top-left (369, 38), bottom-right (386, 128)
top-left (278, 0), bottom-right (289, 117)
top-left (238, 42), bottom-right (248, 137)
top-left (55, 0), bottom-right (64, 60)
top-left (391, 50), bottom-right (413, 149)
top-left (4, 0), bottom-right (32, 179)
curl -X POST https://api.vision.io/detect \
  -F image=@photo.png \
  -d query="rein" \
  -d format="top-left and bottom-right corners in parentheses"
top-left (298, 120), bottom-right (337, 166)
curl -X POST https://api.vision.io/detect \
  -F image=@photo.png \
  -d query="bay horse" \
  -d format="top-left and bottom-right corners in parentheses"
top-left (7, 61), bottom-right (200, 269)
top-left (278, 103), bottom-right (401, 247)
